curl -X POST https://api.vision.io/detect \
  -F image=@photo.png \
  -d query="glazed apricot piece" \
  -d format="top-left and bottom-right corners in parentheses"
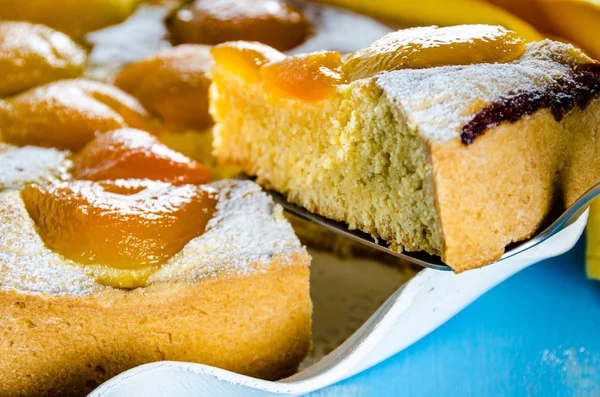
top-left (73, 128), bottom-right (212, 185)
top-left (211, 41), bottom-right (285, 82)
top-left (343, 25), bottom-right (527, 81)
top-left (167, 0), bottom-right (310, 51)
top-left (0, 0), bottom-right (139, 38)
top-left (0, 79), bottom-right (150, 151)
top-left (0, 22), bottom-right (86, 97)
top-left (22, 180), bottom-right (217, 269)
top-left (260, 51), bottom-right (346, 101)
top-left (114, 45), bottom-right (214, 131)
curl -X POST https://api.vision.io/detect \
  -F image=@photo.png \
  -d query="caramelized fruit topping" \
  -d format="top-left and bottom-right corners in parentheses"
top-left (211, 41), bottom-right (285, 82)
top-left (114, 45), bottom-right (214, 132)
top-left (0, 79), bottom-right (150, 151)
top-left (167, 0), bottom-right (310, 51)
top-left (22, 180), bottom-right (217, 269)
top-left (343, 25), bottom-right (526, 81)
top-left (73, 128), bottom-right (212, 185)
top-left (211, 26), bottom-right (527, 102)
top-left (260, 51), bottom-right (346, 101)
top-left (0, 22), bottom-right (86, 97)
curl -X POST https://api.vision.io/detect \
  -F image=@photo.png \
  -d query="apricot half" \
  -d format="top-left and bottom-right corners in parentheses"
top-left (73, 128), bottom-right (212, 185)
top-left (260, 51), bottom-right (346, 101)
top-left (114, 45), bottom-right (214, 131)
top-left (22, 180), bottom-right (218, 269)
top-left (0, 79), bottom-right (150, 151)
top-left (343, 25), bottom-right (527, 81)
top-left (211, 41), bottom-right (285, 82)
top-left (0, 22), bottom-right (86, 97)
top-left (167, 0), bottom-right (310, 51)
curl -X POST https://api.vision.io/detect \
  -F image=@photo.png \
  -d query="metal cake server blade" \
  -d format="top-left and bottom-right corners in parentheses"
top-left (266, 180), bottom-right (600, 271)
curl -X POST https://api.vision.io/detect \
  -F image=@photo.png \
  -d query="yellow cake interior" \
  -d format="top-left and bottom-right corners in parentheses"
top-left (211, 30), bottom-right (600, 271)
top-left (212, 75), bottom-right (443, 255)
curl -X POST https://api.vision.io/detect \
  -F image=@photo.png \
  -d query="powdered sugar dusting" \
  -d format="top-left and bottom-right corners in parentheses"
top-left (0, 144), bottom-right (72, 191)
top-left (0, 192), bottom-right (102, 295)
top-left (0, 180), bottom-right (305, 296)
top-left (538, 347), bottom-right (600, 393)
top-left (150, 180), bottom-right (305, 283)
top-left (375, 40), bottom-right (591, 143)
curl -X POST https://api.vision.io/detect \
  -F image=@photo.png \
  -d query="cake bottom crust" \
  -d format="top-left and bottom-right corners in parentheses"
top-left (0, 255), bottom-right (311, 397)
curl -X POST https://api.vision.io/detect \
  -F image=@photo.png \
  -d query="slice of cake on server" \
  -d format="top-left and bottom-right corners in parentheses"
top-left (210, 25), bottom-right (600, 272)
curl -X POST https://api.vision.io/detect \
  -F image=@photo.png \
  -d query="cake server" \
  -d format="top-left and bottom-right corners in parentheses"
top-left (266, 180), bottom-right (600, 271)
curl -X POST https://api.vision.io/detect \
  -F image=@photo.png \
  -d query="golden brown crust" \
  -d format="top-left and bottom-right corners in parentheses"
top-left (0, 255), bottom-right (311, 397)
top-left (432, 98), bottom-right (600, 272)
top-left (560, 99), bottom-right (600, 206)
top-left (430, 109), bottom-right (565, 271)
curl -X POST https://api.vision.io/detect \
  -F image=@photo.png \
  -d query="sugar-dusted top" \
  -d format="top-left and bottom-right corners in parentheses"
top-left (0, 180), bottom-right (306, 296)
top-left (0, 144), bottom-right (72, 191)
top-left (375, 40), bottom-right (596, 144)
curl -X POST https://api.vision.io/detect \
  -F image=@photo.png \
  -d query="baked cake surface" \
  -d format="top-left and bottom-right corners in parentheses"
top-left (0, 144), bottom-right (71, 191)
top-left (0, 180), bottom-right (311, 396)
top-left (211, 37), bottom-right (600, 271)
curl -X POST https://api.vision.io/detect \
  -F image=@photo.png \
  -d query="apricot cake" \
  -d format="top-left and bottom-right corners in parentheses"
top-left (0, 125), bottom-right (311, 397)
top-left (211, 25), bottom-right (600, 272)
top-left (0, 177), bottom-right (310, 396)
top-left (0, 2), bottom-right (322, 395)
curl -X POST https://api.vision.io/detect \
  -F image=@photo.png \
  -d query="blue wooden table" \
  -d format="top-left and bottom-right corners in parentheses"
top-left (310, 236), bottom-right (600, 397)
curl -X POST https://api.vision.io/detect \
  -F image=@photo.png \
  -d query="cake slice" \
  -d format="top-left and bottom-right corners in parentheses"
top-left (210, 26), bottom-right (600, 272)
